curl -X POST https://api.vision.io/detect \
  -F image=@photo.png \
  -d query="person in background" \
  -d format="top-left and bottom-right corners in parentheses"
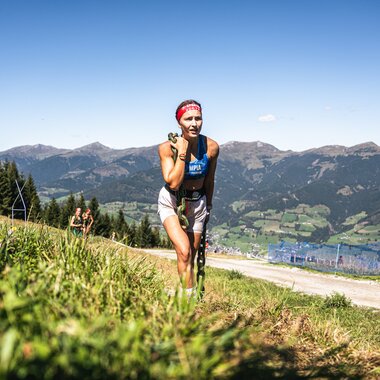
top-left (157, 99), bottom-right (219, 296)
top-left (70, 207), bottom-right (83, 237)
top-left (82, 208), bottom-right (94, 239)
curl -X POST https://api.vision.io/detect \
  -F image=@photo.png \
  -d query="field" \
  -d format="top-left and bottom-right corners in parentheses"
top-left (211, 205), bottom-right (331, 252)
top-left (211, 205), bottom-right (380, 252)
top-left (1, 217), bottom-right (379, 379)
top-left (328, 217), bottom-right (380, 245)
top-left (100, 201), bottom-right (160, 225)
top-left (48, 197), bottom-right (379, 252)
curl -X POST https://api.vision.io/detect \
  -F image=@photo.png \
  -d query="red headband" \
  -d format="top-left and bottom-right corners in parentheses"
top-left (176, 104), bottom-right (202, 121)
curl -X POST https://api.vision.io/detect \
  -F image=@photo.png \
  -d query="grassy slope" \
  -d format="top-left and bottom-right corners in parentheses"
top-left (1, 217), bottom-right (379, 379)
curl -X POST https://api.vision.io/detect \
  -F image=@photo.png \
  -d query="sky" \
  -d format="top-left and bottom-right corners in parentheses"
top-left (1, 0), bottom-right (379, 152)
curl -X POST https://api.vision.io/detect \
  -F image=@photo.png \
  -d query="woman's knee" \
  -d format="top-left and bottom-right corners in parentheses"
top-left (175, 243), bottom-right (191, 263)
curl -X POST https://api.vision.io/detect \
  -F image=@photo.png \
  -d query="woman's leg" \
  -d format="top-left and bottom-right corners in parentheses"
top-left (163, 216), bottom-right (201, 288)
top-left (187, 231), bottom-right (203, 287)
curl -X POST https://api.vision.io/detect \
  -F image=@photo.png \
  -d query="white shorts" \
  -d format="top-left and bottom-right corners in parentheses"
top-left (157, 186), bottom-right (207, 233)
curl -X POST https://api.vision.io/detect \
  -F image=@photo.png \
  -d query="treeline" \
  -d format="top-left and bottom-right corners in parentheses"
top-left (0, 161), bottom-right (170, 248)
top-left (0, 161), bottom-right (41, 220)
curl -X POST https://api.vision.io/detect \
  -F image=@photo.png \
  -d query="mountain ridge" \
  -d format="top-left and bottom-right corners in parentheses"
top-left (1, 140), bottom-right (379, 245)
top-left (1, 140), bottom-right (378, 157)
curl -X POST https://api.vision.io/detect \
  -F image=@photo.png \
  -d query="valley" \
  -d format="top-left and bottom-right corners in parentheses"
top-left (1, 140), bottom-right (379, 251)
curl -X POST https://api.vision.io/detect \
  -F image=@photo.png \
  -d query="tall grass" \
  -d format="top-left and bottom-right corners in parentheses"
top-left (0, 223), bottom-right (294, 379)
top-left (1, 221), bottom-right (379, 379)
top-left (202, 266), bottom-right (380, 377)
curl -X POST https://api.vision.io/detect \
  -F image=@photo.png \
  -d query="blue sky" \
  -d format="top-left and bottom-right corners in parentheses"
top-left (1, 0), bottom-right (379, 152)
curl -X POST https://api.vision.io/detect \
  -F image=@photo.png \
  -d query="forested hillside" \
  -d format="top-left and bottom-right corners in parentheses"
top-left (1, 141), bottom-right (379, 249)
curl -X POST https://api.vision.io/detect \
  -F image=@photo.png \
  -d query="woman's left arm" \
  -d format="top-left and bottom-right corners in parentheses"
top-left (203, 138), bottom-right (219, 210)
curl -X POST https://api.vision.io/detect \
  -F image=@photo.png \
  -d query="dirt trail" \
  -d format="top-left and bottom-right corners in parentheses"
top-left (142, 249), bottom-right (380, 309)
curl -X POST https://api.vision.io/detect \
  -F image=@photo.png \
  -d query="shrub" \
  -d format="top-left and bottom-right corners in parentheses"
top-left (323, 292), bottom-right (352, 309)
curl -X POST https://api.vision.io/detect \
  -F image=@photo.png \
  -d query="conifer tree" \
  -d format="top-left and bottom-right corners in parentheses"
top-left (0, 161), bottom-right (42, 221)
top-left (4, 161), bottom-right (25, 219)
top-left (151, 226), bottom-right (161, 248)
top-left (136, 214), bottom-right (154, 248)
top-left (161, 234), bottom-right (173, 249)
top-left (114, 209), bottom-right (128, 240)
top-left (0, 163), bottom-right (10, 215)
top-left (88, 197), bottom-right (100, 233)
top-left (77, 193), bottom-right (87, 212)
top-left (127, 222), bottom-right (137, 247)
top-left (60, 193), bottom-right (76, 228)
top-left (96, 212), bottom-right (112, 237)
top-left (44, 198), bottom-right (61, 228)
top-left (8, 161), bottom-right (23, 197)
top-left (24, 175), bottom-right (42, 221)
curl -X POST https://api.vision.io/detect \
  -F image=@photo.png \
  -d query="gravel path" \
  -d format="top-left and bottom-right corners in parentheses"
top-left (142, 249), bottom-right (380, 309)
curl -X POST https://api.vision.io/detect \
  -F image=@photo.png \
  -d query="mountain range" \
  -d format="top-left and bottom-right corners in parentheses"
top-left (1, 140), bottom-right (379, 248)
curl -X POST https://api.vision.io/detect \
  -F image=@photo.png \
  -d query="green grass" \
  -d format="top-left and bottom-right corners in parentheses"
top-left (214, 202), bottom-right (379, 250)
top-left (307, 204), bottom-right (330, 217)
top-left (281, 213), bottom-right (298, 223)
top-left (252, 219), bottom-right (267, 228)
top-left (100, 201), bottom-right (160, 225)
top-left (342, 212), bottom-right (367, 226)
top-left (245, 210), bottom-right (265, 218)
top-left (221, 204), bottom-right (330, 250)
top-left (328, 223), bottom-right (380, 245)
top-left (1, 219), bottom-right (379, 378)
top-left (297, 224), bottom-right (316, 233)
top-left (1, 222), bottom-right (263, 379)
top-left (204, 267), bottom-right (380, 370)
top-left (255, 234), bottom-right (287, 244)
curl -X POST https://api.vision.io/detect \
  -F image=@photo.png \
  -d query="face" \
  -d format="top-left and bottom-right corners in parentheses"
top-left (76, 208), bottom-right (81, 216)
top-left (178, 110), bottom-right (203, 139)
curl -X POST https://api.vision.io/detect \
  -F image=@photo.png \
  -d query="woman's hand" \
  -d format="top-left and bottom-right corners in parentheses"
top-left (170, 136), bottom-right (188, 156)
top-left (205, 209), bottom-right (211, 224)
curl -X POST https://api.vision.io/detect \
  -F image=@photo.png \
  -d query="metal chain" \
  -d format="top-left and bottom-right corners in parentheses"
top-left (168, 133), bottom-right (189, 228)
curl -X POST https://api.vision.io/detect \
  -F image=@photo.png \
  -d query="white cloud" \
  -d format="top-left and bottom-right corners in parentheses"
top-left (258, 114), bottom-right (276, 122)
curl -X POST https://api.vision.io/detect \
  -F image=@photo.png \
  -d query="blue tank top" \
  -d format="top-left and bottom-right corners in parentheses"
top-left (184, 135), bottom-right (209, 180)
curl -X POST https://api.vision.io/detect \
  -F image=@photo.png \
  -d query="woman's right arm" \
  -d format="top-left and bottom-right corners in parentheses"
top-left (158, 139), bottom-right (188, 191)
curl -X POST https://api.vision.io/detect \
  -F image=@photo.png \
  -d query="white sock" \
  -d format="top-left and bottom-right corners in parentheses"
top-left (185, 287), bottom-right (196, 295)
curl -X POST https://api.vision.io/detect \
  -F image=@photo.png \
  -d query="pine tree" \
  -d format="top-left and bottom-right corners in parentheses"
top-left (136, 214), bottom-right (154, 248)
top-left (127, 222), bottom-right (137, 247)
top-left (0, 163), bottom-right (10, 215)
top-left (6, 162), bottom-right (25, 219)
top-left (77, 193), bottom-right (87, 212)
top-left (114, 209), bottom-right (128, 240)
top-left (0, 161), bottom-right (42, 221)
top-left (24, 175), bottom-right (42, 221)
top-left (160, 232), bottom-right (173, 249)
top-left (88, 197), bottom-right (100, 234)
top-left (60, 193), bottom-right (76, 228)
top-left (151, 227), bottom-right (161, 248)
top-left (44, 198), bottom-right (61, 228)
top-left (96, 212), bottom-right (112, 237)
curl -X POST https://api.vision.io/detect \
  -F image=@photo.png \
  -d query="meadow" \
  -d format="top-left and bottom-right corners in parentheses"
top-left (212, 205), bottom-right (380, 253)
top-left (0, 217), bottom-right (379, 379)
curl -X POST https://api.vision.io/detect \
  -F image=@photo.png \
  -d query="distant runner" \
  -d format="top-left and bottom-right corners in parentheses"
top-left (70, 207), bottom-right (83, 237)
top-left (157, 99), bottom-right (219, 297)
top-left (82, 208), bottom-right (94, 238)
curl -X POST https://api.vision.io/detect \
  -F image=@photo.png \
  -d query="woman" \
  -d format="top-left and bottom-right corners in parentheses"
top-left (70, 207), bottom-right (83, 237)
top-left (158, 99), bottom-right (219, 296)
top-left (82, 208), bottom-right (94, 239)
